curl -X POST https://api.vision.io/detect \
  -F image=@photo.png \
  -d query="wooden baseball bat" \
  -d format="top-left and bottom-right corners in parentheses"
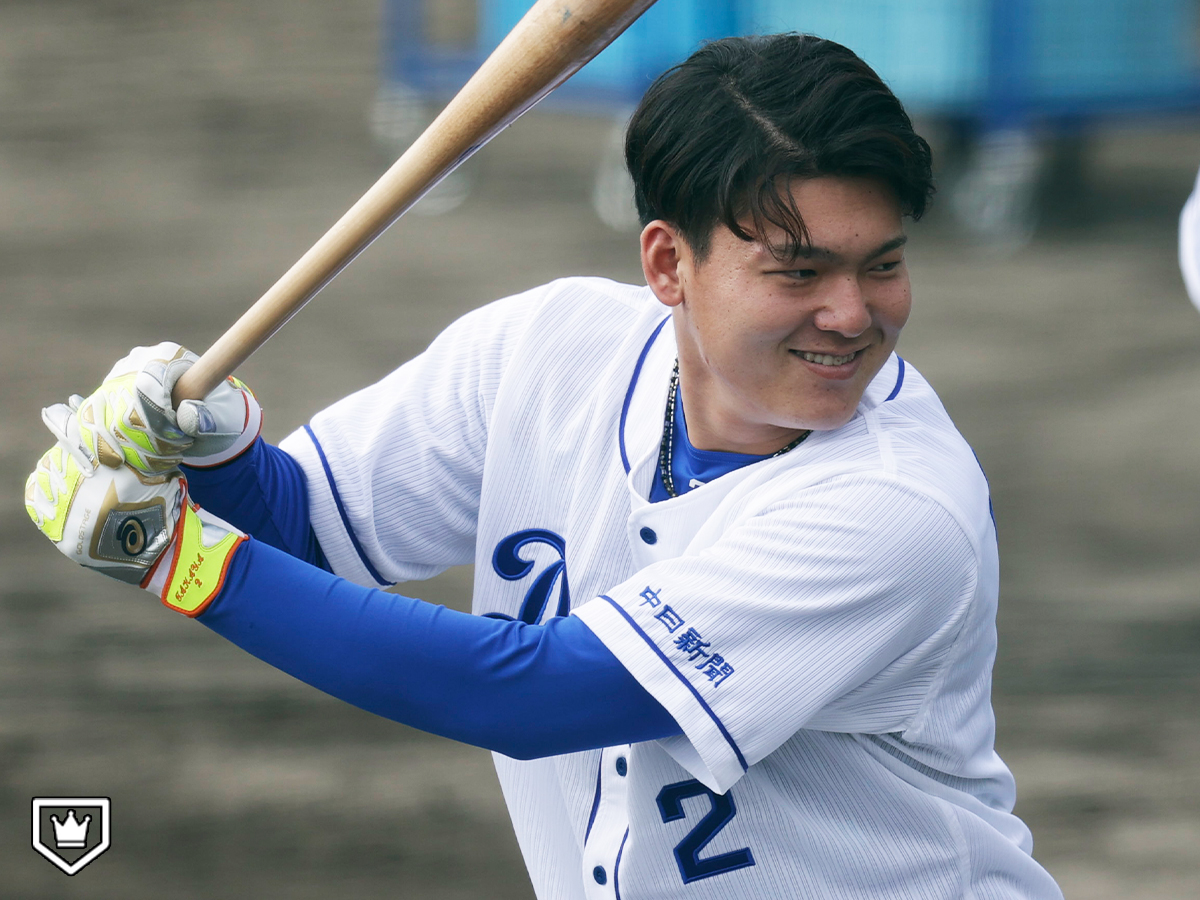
top-left (173, 0), bottom-right (657, 405)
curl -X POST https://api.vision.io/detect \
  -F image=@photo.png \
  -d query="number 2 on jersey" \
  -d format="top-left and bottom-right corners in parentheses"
top-left (656, 780), bottom-right (756, 883)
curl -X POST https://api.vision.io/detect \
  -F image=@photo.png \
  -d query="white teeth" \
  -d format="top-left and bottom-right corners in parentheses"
top-left (798, 350), bottom-right (856, 366)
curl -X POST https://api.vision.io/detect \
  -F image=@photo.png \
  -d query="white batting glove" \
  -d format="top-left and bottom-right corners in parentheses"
top-left (25, 436), bottom-right (246, 617)
top-left (43, 342), bottom-right (262, 476)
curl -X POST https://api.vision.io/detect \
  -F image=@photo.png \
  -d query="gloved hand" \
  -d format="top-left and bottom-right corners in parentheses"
top-left (24, 434), bottom-right (246, 617)
top-left (42, 342), bottom-right (262, 476)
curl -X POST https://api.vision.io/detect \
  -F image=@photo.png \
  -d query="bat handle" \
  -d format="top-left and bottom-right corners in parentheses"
top-left (174, 328), bottom-right (248, 403)
top-left (172, 285), bottom-right (304, 404)
top-left (173, 356), bottom-right (224, 405)
top-left (172, 324), bottom-right (258, 404)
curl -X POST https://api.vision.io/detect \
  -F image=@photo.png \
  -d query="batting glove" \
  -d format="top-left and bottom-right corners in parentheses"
top-left (43, 342), bottom-right (263, 476)
top-left (24, 438), bottom-right (246, 617)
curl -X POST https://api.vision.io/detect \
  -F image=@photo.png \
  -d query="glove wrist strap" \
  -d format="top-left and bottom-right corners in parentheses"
top-left (145, 497), bottom-right (246, 617)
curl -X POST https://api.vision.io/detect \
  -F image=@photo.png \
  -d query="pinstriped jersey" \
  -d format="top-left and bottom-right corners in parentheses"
top-left (1180, 164), bottom-right (1200, 312)
top-left (280, 277), bottom-right (1062, 900)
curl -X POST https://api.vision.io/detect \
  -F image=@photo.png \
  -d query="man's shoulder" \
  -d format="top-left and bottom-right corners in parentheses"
top-left (507, 276), bottom-right (667, 360)
top-left (869, 358), bottom-right (977, 457)
top-left (444, 277), bottom-right (662, 370)
top-left (481, 277), bottom-right (669, 410)
top-left (532, 276), bottom-right (658, 323)
top-left (776, 357), bottom-right (991, 536)
top-left (866, 358), bottom-right (991, 531)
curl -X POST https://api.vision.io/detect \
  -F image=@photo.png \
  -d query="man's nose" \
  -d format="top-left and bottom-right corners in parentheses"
top-left (814, 275), bottom-right (871, 336)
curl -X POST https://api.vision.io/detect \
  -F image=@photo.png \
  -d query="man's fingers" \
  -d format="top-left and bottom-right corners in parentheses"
top-left (176, 399), bottom-right (217, 437)
top-left (40, 403), bottom-right (96, 473)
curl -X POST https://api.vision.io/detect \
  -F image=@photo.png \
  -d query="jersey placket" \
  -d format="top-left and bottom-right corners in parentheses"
top-left (582, 745), bottom-right (633, 899)
top-left (625, 471), bottom-right (737, 570)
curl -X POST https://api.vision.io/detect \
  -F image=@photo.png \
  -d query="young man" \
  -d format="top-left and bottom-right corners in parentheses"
top-left (27, 34), bottom-right (1062, 899)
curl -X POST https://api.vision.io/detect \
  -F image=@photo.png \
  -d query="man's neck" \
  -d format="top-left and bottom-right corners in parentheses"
top-left (676, 365), bottom-right (808, 455)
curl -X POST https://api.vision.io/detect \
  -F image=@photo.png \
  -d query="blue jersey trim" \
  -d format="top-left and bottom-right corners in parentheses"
top-left (598, 595), bottom-right (748, 772)
top-left (884, 356), bottom-right (906, 402)
top-left (614, 827), bottom-right (630, 900)
top-left (619, 316), bottom-right (672, 475)
top-left (584, 754), bottom-right (604, 842)
top-left (302, 425), bottom-right (393, 587)
top-left (971, 449), bottom-right (998, 528)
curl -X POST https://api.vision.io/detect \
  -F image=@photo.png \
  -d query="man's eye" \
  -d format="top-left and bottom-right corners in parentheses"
top-left (785, 269), bottom-right (818, 279)
top-left (872, 260), bottom-right (902, 273)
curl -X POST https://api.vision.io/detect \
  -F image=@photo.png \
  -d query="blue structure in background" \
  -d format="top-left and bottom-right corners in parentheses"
top-left (381, 0), bottom-right (738, 107)
top-left (379, 0), bottom-right (1200, 238)
top-left (384, 0), bottom-right (1200, 123)
top-left (478, 0), bottom-right (738, 106)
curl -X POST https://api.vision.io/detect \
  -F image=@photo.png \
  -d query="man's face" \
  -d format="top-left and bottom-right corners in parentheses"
top-left (645, 175), bottom-right (910, 453)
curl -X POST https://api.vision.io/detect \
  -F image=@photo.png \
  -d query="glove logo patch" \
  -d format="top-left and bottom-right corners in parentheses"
top-left (118, 516), bottom-right (147, 555)
top-left (91, 482), bottom-right (169, 566)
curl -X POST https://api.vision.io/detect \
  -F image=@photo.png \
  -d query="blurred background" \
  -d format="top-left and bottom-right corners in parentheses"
top-left (2, 0), bottom-right (1199, 896)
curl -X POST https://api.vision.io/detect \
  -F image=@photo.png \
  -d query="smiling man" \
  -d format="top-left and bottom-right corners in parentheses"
top-left (27, 34), bottom-right (1062, 900)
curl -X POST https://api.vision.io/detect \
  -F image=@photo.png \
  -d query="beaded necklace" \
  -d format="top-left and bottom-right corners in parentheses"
top-left (657, 359), bottom-right (811, 498)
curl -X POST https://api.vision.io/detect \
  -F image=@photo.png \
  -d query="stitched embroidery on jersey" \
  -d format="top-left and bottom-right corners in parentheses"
top-left (488, 528), bottom-right (570, 624)
top-left (640, 584), bottom-right (736, 687)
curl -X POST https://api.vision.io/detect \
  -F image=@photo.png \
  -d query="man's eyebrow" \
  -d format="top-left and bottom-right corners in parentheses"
top-left (785, 244), bottom-right (837, 261)
top-left (766, 234), bottom-right (908, 264)
top-left (869, 235), bottom-right (908, 258)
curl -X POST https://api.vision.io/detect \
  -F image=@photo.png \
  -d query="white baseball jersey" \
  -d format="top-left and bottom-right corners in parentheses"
top-left (1180, 164), bottom-right (1200, 312)
top-left (279, 277), bottom-right (1062, 900)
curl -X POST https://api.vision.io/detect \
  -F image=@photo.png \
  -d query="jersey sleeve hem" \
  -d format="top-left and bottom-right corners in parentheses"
top-left (574, 595), bottom-right (747, 794)
top-left (278, 425), bottom-right (389, 587)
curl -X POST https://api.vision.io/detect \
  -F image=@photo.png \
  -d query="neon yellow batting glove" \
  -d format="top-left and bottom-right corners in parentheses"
top-left (43, 342), bottom-right (262, 477)
top-left (25, 437), bottom-right (246, 617)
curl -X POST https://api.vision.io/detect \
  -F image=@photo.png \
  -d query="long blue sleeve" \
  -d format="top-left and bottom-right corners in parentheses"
top-left (184, 440), bottom-right (326, 568)
top-left (199, 539), bottom-right (681, 758)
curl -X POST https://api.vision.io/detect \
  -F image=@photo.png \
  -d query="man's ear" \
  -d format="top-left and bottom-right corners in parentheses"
top-left (640, 221), bottom-right (688, 308)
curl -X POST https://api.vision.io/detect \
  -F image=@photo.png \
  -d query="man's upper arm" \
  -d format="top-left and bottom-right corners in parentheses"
top-left (279, 288), bottom-right (546, 586)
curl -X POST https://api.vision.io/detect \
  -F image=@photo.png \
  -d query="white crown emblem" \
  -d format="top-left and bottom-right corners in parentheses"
top-left (51, 809), bottom-right (91, 848)
top-left (33, 797), bottom-right (111, 875)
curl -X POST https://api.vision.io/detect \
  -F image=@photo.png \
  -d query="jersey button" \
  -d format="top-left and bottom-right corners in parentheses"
top-left (593, 865), bottom-right (607, 885)
top-left (615, 756), bottom-right (627, 776)
top-left (639, 527), bottom-right (657, 544)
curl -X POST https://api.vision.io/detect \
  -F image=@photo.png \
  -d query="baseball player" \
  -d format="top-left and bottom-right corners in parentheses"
top-left (26, 34), bottom-right (1062, 899)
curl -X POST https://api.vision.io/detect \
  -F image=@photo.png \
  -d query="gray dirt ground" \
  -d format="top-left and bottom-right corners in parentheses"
top-left (2, 2), bottom-right (1199, 897)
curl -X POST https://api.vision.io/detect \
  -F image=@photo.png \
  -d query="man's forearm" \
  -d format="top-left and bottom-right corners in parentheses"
top-left (200, 539), bottom-right (680, 758)
top-left (185, 439), bottom-right (327, 568)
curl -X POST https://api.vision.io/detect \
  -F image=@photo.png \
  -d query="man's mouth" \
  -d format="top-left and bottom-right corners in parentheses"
top-left (792, 349), bottom-right (861, 367)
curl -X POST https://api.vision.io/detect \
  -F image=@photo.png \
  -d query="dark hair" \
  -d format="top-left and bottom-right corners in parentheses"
top-left (625, 33), bottom-right (934, 259)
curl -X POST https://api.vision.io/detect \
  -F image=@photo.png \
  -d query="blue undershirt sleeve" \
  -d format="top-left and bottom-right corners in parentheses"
top-left (184, 440), bottom-right (327, 569)
top-left (199, 539), bottom-right (682, 758)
